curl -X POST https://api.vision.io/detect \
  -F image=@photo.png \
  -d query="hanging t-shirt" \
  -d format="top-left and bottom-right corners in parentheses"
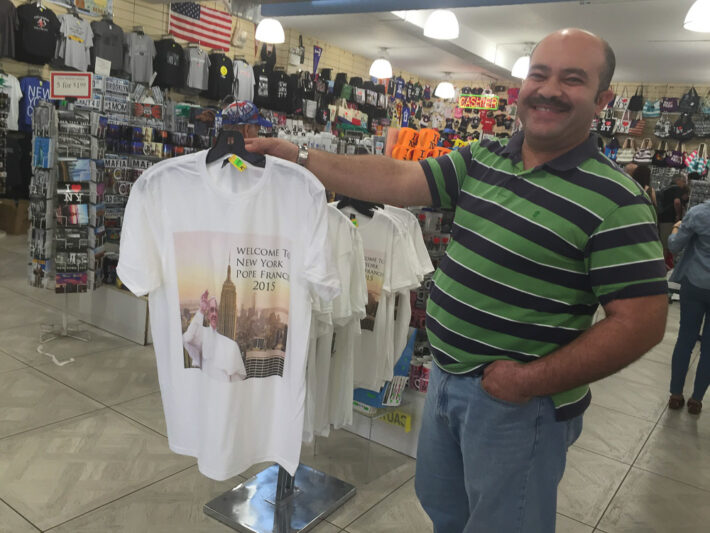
top-left (233, 59), bottom-right (254, 102)
top-left (0, 73), bottom-right (22, 131)
top-left (16, 4), bottom-right (59, 64)
top-left (56, 14), bottom-right (93, 71)
top-left (154, 39), bottom-right (185, 89)
top-left (252, 64), bottom-right (270, 108)
top-left (117, 151), bottom-right (339, 480)
top-left (0, 0), bottom-right (18, 58)
top-left (206, 52), bottom-right (234, 101)
top-left (186, 47), bottom-right (209, 91)
top-left (481, 114), bottom-right (496, 134)
top-left (124, 32), bottom-right (155, 84)
top-left (90, 19), bottom-right (124, 72)
top-left (394, 77), bottom-right (405, 100)
top-left (18, 77), bottom-right (50, 133)
top-left (401, 105), bottom-right (410, 128)
top-left (267, 69), bottom-right (289, 111)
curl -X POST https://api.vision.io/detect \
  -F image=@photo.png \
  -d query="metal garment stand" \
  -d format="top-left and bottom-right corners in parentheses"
top-left (37, 292), bottom-right (90, 366)
top-left (204, 461), bottom-right (356, 533)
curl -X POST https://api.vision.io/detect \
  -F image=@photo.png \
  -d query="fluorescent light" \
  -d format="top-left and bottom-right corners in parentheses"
top-left (435, 81), bottom-right (456, 99)
top-left (511, 55), bottom-right (530, 79)
top-left (684, 0), bottom-right (710, 32)
top-left (424, 10), bottom-right (459, 40)
top-left (369, 58), bottom-right (393, 79)
top-left (255, 18), bottom-right (285, 44)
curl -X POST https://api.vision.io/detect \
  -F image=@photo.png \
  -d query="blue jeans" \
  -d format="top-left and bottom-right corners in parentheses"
top-left (670, 280), bottom-right (710, 401)
top-left (415, 364), bottom-right (583, 533)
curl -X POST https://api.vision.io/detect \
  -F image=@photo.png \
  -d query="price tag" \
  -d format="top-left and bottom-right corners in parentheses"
top-left (50, 72), bottom-right (93, 99)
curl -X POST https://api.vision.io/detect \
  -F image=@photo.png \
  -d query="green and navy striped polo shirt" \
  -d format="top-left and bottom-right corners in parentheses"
top-left (419, 133), bottom-right (667, 421)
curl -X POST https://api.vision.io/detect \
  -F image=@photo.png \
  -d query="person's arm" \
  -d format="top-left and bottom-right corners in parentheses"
top-left (483, 294), bottom-right (667, 401)
top-left (674, 197), bottom-right (683, 222)
top-left (244, 137), bottom-right (432, 207)
top-left (650, 187), bottom-right (657, 208)
top-left (668, 209), bottom-right (695, 254)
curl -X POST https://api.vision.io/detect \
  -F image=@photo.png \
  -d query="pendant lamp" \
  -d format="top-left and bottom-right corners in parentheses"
top-left (255, 18), bottom-right (285, 44)
top-left (684, 0), bottom-right (710, 32)
top-left (369, 49), bottom-right (393, 79)
top-left (434, 74), bottom-right (456, 99)
top-left (511, 55), bottom-right (530, 79)
top-left (424, 10), bottom-right (459, 40)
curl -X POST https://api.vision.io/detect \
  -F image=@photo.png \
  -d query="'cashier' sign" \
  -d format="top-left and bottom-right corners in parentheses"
top-left (458, 94), bottom-right (499, 111)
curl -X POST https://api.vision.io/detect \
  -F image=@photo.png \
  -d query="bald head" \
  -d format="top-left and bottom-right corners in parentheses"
top-left (532, 29), bottom-right (615, 94)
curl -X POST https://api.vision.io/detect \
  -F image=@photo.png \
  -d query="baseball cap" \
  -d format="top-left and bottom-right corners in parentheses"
top-left (220, 100), bottom-right (273, 128)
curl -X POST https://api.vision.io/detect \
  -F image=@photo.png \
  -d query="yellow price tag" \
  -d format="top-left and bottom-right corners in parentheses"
top-left (228, 155), bottom-right (248, 172)
top-left (68, 35), bottom-right (84, 43)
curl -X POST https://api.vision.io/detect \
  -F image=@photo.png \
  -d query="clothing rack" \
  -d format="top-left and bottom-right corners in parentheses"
top-left (37, 292), bottom-right (90, 366)
top-left (204, 450), bottom-right (355, 531)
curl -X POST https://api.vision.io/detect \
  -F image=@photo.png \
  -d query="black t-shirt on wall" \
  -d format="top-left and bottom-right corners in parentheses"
top-left (252, 64), bottom-right (270, 109)
top-left (206, 52), bottom-right (234, 101)
top-left (15, 4), bottom-right (59, 64)
top-left (268, 70), bottom-right (289, 112)
top-left (154, 39), bottom-right (186, 89)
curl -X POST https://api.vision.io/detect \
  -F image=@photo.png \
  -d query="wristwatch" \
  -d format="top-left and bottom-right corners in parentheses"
top-left (296, 144), bottom-right (309, 167)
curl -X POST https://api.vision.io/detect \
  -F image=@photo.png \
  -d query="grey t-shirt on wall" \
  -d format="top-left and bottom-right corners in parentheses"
top-left (124, 32), bottom-right (155, 84)
top-left (186, 47), bottom-right (210, 91)
top-left (0, 0), bottom-right (19, 58)
top-left (56, 14), bottom-right (93, 71)
top-left (90, 20), bottom-right (124, 72)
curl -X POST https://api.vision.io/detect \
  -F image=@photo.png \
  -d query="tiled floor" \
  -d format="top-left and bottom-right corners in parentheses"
top-left (0, 233), bottom-right (708, 532)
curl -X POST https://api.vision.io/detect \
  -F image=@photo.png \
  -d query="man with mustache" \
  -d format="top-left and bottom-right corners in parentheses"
top-left (245, 29), bottom-right (667, 532)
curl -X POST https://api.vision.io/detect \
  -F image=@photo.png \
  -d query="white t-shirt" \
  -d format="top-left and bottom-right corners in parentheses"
top-left (0, 73), bottom-right (22, 131)
top-left (117, 152), bottom-right (339, 479)
top-left (233, 59), bottom-right (254, 102)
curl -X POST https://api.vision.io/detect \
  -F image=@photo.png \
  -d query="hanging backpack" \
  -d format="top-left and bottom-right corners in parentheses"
top-left (616, 138), bottom-right (636, 164)
top-left (653, 141), bottom-right (668, 167)
top-left (616, 110), bottom-right (632, 135)
top-left (642, 99), bottom-right (661, 118)
top-left (661, 97), bottom-right (679, 113)
top-left (628, 112), bottom-right (646, 136)
top-left (654, 114), bottom-right (672, 139)
top-left (628, 86), bottom-right (644, 112)
top-left (679, 87), bottom-right (701, 114)
top-left (665, 142), bottom-right (685, 168)
top-left (604, 137), bottom-right (620, 161)
top-left (597, 108), bottom-right (617, 137)
top-left (633, 138), bottom-right (654, 165)
top-left (672, 113), bottom-right (695, 140)
top-left (614, 87), bottom-right (630, 111)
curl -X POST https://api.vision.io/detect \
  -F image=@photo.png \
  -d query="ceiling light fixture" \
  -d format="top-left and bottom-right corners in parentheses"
top-left (369, 49), bottom-right (393, 79)
top-left (423, 9), bottom-right (459, 40)
top-left (435, 73), bottom-right (456, 100)
top-left (684, 0), bottom-right (710, 32)
top-left (511, 42), bottom-right (534, 79)
top-left (255, 18), bottom-right (285, 44)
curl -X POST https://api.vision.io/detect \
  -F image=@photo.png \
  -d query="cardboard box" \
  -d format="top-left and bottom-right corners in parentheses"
top-left (0, 199), bottom-right (30, 234)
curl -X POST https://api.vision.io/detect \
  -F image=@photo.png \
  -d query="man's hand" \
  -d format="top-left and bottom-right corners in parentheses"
top-left (481, 360), bottom-right (532, 404)
top-left (244, 137), bottom-right (298, 163)
top-left (199, 290), bottom-right (209, 314)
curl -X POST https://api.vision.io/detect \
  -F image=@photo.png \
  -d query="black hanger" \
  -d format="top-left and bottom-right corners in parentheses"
top-left (336, 196), bottom-right (383, 218)
top-left (206, 129), bottom-right (266, 168)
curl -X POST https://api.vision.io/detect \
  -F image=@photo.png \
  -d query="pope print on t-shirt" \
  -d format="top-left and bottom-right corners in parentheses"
top-left (175, 231), bottom-right (291, 380)
top-left (361, 249), bottom-right (384, 331)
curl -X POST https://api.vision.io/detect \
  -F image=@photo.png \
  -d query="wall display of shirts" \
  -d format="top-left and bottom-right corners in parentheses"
top-left (117, 151), bottom-right (340, 479)
top-left (185, 46), bottom-right (210, 91)
top-left (55, 13), bottom-right (93, 71)
top-left (154, 38), bottom-right (186, 89)
top-left (206, 52), bottom-right (233, 101)
top-left (19, 77), bottom-right (50, 133)
top-left (90, 19), bottom-right (124, 72)
top-left (0, 0), bottom-right (17, 59)
top-left (124, 32), bottom-right (155, 84)
top-left (233, 58), bottom-right (254, 102)
top-left (15, 3), bottom-right (60, 64)
top-left (0, 73), bottom-right (22, 131)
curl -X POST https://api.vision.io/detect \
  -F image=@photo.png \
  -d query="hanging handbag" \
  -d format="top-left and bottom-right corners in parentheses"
top-left (654, 114), bottom-right (672, 139)
top-left (642, 99), bottom-right (661, 118)
top-left (662, 96), bottom-right (679, 113)
top-left (653, 141), bottom-right (668, 167)
top-left (702, 90), bottom-right (710, 115)
top-left (686, 143), bottom-right (708, 175)
top-left (597, 108), bottom-right (617, 137)
top-left (665, 142), bottom-right (685, 168)
top-left (696, 115), bottom-right (710, 138)
top-left (614, 87), bottom-right (630, 111)
top-left (591, 116), bottom-right (599, 132)
top-left (672, 113), bottom-right (695, 140)
top-left (604, 137), bottom-right (620, 161)
top-left (628, 86), bottom-right (644, 112)
top-left (616, 138), bottom-right (636, 164)
top-left (679, 86), bottom-right (701, 115)
top-left (628, 112), bottom-right (646, 136)
top-left (616, 110), bottom-right (632, 134)
top-left (633, 138), bottom-right (654, 164)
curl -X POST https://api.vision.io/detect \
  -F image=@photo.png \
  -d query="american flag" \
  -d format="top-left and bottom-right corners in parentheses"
top-left (169, 2), bottom-right (232, 51)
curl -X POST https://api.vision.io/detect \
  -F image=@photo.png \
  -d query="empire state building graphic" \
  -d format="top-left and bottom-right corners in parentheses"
top-left (218, 255), bottom-right (238, 341)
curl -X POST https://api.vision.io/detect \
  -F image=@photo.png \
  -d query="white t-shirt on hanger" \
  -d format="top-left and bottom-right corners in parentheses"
top-left (117, 151), bottom-right (339, 480)
top-left (0, 73), bottom-right (22, 131)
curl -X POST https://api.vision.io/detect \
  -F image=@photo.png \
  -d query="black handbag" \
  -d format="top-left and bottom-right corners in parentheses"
top-left (652, 141), bottom-right (668, 167)
top-left (679, 87), bottom-right (700, 114)
top-left (672, 113), bottom-right (695, 140)
top-left (597, 108), bottom-right (616, 137)
top-left (628, 86), bottom-right (644, 112)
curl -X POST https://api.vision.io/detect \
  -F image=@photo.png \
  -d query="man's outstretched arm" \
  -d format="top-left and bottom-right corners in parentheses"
top-left (244, 137), bottom-right (433, 207)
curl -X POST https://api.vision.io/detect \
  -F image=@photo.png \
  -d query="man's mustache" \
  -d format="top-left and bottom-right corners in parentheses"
top-left (523, 96), bottom-right (571, 111)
